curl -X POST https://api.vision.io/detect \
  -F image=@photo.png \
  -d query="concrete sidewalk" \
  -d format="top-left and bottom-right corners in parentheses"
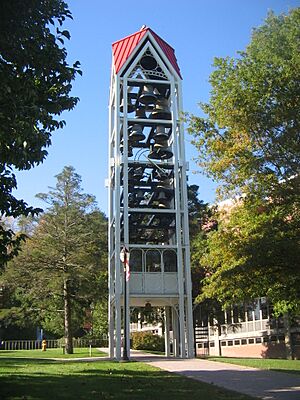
top-left (127, 350), bottom-right (300, 400)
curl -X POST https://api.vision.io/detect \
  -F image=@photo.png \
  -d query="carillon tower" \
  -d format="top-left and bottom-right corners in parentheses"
top-left (108, 27), bottom-right (194, 360)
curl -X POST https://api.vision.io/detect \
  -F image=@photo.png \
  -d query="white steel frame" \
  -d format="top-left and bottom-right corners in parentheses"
top-left (108, 31), bottom-right (194, 360)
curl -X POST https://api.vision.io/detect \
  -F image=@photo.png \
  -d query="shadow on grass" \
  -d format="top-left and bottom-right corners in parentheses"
top-left (0, 358), bottom-right (253, 400)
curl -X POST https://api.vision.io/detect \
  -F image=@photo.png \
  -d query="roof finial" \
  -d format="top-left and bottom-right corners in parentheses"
top-left (140, 25), bottom-right (147, 31)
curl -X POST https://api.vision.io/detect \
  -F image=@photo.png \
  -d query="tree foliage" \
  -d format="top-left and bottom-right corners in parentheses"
top-left (0, 0), bottom-right (81, 265)
top-left (199, 199), bottom-right (300, 315)
top-left (187, 9), bottom-right (300, 201)
top-left (187, 9), bottom-right (300, 320)
top-left (2, 167), bottom-right (108, 350)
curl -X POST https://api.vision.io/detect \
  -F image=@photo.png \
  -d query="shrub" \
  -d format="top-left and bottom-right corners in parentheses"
top-left (131, 331), bottom-right (165, 352)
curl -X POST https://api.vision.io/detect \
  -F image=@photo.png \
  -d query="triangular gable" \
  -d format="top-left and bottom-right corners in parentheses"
top-left (112, 27), bottom-right (182, 79)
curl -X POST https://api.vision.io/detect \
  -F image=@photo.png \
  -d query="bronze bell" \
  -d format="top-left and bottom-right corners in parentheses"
top-left (157, 192), bottom-right (170, 209)
top-left (140, 54), bottom-right (157, 71)
top-left (153, 125), bottom-right (169, 143)
top-left (150, 97), bottom-right (171, 120)
top-left (154, 140), bottom-right (173, 160)
top-left (133, 166), bottom-right (144, 179)
top-left (157, 177), bottom-right (173, 192)
top-left (135, 106), bottom-right (147, 119)
top-left (159, 146), bottom-right (173, 160)
top-left (139, 85), bottom-right (157, 105)
top-left (120, 97), bottom-right (135, 113)
top-left (135, 189), bottom-right (144, 202)
top-left (129, 124), bottom-right (145, 142)
top-left (148, 144), bottom-right (161, 160)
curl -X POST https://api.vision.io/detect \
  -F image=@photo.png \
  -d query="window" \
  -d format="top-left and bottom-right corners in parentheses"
top-left (234, 340), bottom-right (240, 345)
top-left (241, 339), bottom-right (247, 345)
top-left (233, 306), bottom-right (239, 323)
top-left (225, 309), bottom-right (231, 324)
top-left (247, 305), bottom-right (253, 321)
top-left (228, 341), bottom-right (233, 346)
top-left (239, 305), bottom-right (246, 322)
top-left (163, 250), bottom-right (177, 272)
top-left (129, 249), bottom-right (142, 272)
top-left (255, 337), bottom-right (262, 343)
top-left (261, 297), bottom-right (268, 319)
top-left (145, 250), bottom-right (161, 272)
top-left (249, 338), bottom-right (255, 344)
top-left (254, 300), bottom-right (260, 320)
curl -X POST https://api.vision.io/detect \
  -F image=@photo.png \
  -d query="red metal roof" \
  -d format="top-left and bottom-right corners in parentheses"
top-left (112, 27), bottom-right (182, 79)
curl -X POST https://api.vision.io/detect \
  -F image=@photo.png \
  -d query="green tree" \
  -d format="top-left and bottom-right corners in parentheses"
top-left (187, 9), bottom-right (300, 358)
top-left (187, 9), bottom-right (300, 201)
top-left (3, 167), bottom-right (107, 352)
top-left (0, 0), bottom-right (81, 266)
top-left (187, 184), bottom-right (212, 238)
top-left (199, 198), bottom-right (300, 358)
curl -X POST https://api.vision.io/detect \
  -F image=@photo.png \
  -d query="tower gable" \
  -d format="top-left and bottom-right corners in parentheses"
top-left (112, 27), bottom-right (182, 79)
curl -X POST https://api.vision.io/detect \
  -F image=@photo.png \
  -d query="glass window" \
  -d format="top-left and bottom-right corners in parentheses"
top-left (129, 249), bottom-right (142, 272)
top-left (254, 300), bottom-right (260, 320)
top-left (239, 305), bottom-right (246, 322)
top-left (247, 305), bottom-right (253, 321)
top-left (145, 250), bottom-right (161, 272)
top-left (225, 310), bottom-right (232, 324)
top-left (163, 250), bottom-right (177, 272)
top-left (261, 298), bottom-right (268, 319)
top-left (233, 306), bottom-right (239, 323)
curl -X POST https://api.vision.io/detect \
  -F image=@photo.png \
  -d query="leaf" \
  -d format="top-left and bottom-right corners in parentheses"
top-left (61, 30), bottom-right (71, 40)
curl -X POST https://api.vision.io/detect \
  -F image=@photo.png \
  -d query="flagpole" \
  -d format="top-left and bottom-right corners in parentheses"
top-left (123, 249), bottom-right (129, 361)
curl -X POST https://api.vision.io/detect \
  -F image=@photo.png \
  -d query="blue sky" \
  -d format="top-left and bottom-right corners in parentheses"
top-left (14, 0), bottom-right (300, 214)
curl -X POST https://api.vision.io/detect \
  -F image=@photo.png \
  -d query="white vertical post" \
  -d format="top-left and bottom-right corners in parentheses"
top-left (172, 306), bottom-right (179, 357)
top-left (108, 66), bottom-right (115, 360)
top-left (177, 83), bottom-right (194, 358)
top-left (122, 78), bottom-right (130, 359)
top-left (171, 77), bottom-right (186, 358)
top-left (164, 306), bottom-right (170, 357)
top-left (114, 75), bottom-right (122, 360)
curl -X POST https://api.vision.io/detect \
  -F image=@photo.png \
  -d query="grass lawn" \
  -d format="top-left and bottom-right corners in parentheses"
top-left (0, 348), bottom-right (107, 359)
top-left (0, 357), bottom-right (255, 400)
top-left (208, 357), bottom-right (300, 376)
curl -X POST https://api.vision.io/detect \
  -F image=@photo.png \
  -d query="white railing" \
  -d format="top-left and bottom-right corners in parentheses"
top-left (1, 338), bottom-right (109, 351)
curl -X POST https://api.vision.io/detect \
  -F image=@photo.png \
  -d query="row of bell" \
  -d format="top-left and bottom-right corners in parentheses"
top-left (128, 124), bottom-right (169, 143)
top-left (148, 140), bottom-right (173, 160)
top-left (120, 140), bottom-right (173, 160)
top-left (129, 189), bottom-right (172, 209)
top-left (121, 89), bottom-right (171, 120)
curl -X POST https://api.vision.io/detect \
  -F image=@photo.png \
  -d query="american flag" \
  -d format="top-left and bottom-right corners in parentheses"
top-left (120, 247), bottom-right (130, 281)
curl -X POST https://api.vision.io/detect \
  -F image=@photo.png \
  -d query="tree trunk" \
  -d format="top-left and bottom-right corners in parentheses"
top-left (283, 312), bottom-right (293, 360)
top-left (64, 278), bottom-right (73, 354)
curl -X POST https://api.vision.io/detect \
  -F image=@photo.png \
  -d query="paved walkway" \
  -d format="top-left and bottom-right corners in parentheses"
top-left (100, 349), bottom-right (300, 400)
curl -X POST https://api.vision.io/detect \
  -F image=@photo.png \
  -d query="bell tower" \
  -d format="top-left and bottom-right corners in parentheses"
top-left (108, 27), bottom-right (194, 360)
